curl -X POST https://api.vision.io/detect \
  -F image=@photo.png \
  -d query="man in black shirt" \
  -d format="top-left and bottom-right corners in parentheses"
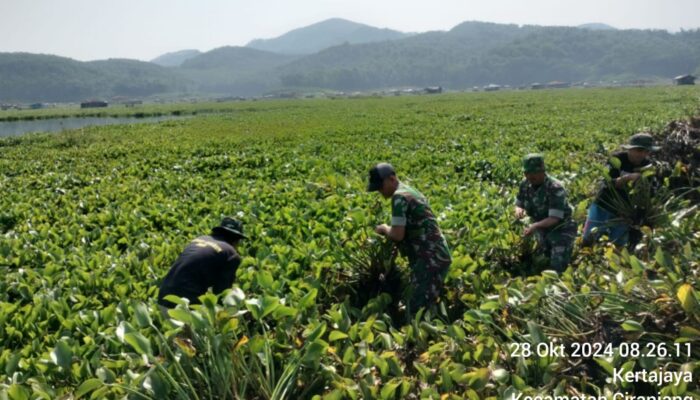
top-left (582, 133), bottom-right (659, 247)
top-left (158, 217), bottom-right (246, 309)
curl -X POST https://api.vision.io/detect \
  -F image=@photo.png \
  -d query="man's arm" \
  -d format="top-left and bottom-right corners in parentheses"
top-left (524, 217), bottom-right (561, 236)
top-left (606, 156), bottom-right (641, 188)
top-left (211, 254), bottom-right (241, 294)
top-left (375, 224), bottom-right (405, 241)
top-left (614, 172), bottom-right (641, 188)
top-left (524, 183), bottom-right (566, 236)
top-left (376, 194), bottom-right (407, 242)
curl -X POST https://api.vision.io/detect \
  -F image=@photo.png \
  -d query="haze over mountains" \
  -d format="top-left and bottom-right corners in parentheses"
top-left (246, 18), bottom-right (411, 55)
top-left (151, 50), bottom-right (202, 67)
top-left (1, 18), bottom-right (699, 102)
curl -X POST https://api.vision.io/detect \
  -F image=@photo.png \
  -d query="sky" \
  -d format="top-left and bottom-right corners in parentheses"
top-left (0, 0), bottom-right (698, 62)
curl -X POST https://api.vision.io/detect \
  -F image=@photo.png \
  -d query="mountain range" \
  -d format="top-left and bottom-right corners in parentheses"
top-left (1, 18), bottom-right (699, 102)
top-left (246, 18), bottom-right (411, 55)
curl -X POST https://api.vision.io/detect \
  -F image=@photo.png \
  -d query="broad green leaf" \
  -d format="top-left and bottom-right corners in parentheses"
top-left (134, 303), bottom-right (151, 328)
top-left (167, 308), bottom-right (193, 324)
top-left (324, 389), bottom-right (345, 400)
top-left (492, 368), bottom-right (509, 384)
top-left (116, 321), bottom-right (135, 342)
top-left (163, 295), bottom-right (188, 306)
top-left (75, 379), bottom-right (103, 399)
top-left (302, 339), bottom-right (328, 364)
top-left (256, 270), bottom-right (274, 289)
top-left (5, 352), bottom-right (21, 376)
top-left (679, 325), bottom-right (700, 338)
top-left (595, 358), bottom-right (614, 375)
top-left (299, 288), bottom-right (318, 309)
top-left (50, 340), bottom-right (72, 370)
top-left (7, 384), bottom-right (30, 400)
top-left (223, 286), bottom-right (246, 307)
top-left (677, 284), bottom-right (698, 314)
top-left (328, 330), bottom-right (348, 341)
top-left (527, 321), bottom-right (547, 345)
top-left (479, 301), bottom-right (500, 311)
top-left (124, 332), bottom-right (152, 356)
top-left (273, 305), bottom-right (298, 319)
top-left (629, 256), bottom-right (645, 273)
top-left (380, 379), bottom-right (400, 400)
top-left (465, 367), bottom-right (490, 389)
top-left (260, 296), bottom-right (280, 318)
top-left (621, 320), bottom-right (643, 332)
top-left (143, 373), bottom-right (168, 398)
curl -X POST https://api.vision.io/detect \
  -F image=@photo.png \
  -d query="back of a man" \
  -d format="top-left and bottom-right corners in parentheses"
top-left (158, 218), bottom-right (245, 309)
top-left (392, 183), bottom-right (451, 269)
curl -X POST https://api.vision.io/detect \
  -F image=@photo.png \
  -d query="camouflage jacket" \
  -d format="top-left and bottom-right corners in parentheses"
top-left (515, 176), bottom-right (575, 231)
top-left (391, 183), bottom-right (451, 268)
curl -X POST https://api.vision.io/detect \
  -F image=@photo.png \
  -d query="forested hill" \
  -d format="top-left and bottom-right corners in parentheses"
top-left (0, 53), bottom-right (186, 102)
top-left (2, 21), bottom-right (700, 102)
top-left (177, 46), bottom-right (299, 96)
top-left (278, 22), bottom-right (700, 90)
top-left (150, 50), bottom-right (201, 67)
top-left (246, 18), bottom-right (411, 55)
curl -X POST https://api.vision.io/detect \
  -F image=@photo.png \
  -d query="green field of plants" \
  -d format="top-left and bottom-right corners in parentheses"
top-left (1, 87), bottom-right (699, 399)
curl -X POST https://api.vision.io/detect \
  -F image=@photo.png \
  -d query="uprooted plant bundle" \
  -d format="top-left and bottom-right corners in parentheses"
top-left (654, 115), bottom-right (700, 195)
top-left (331, 234), bottom-right (408, 317)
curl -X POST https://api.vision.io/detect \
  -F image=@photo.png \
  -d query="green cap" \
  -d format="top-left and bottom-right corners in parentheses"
top-left (212, 217), bottom-right (247, 239)
top-left (522, 153), bottom-right (545, 173)
top-left (622, 133), bottom-right (660, 152)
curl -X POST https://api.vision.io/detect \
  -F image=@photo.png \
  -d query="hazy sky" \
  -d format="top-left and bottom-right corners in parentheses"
top-left (1, 0), bottom-right (698, 61)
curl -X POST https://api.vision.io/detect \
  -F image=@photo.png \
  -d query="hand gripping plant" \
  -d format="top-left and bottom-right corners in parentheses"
top-left (332, 232), bottom-right (408, 318)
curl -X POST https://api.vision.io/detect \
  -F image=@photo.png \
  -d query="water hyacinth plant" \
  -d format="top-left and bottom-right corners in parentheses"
top-left (0, 87), bottom-right (699, 399)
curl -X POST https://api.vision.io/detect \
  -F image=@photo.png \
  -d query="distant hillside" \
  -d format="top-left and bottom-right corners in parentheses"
top-left (0, 53), bottom-right (186, 102)
top-left (277, 22), bottom-right (539, 89)
top-left (2, 20), bottom-right (700, 102)
top-left (178, 46), bottom-right (298, 95)
top-left (246, 18), bottom-right (410, 55)
top-left (578, 23), bottom-right (617, 30)
top-left (278, 21), bottom-right (700, 90)
top-left (151, 49), bottom-right (201, 67)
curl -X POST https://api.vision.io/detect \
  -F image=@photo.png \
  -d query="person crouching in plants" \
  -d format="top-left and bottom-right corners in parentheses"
top-left (369, 162), bottom-right (452, 315)
top-left (514, 154), bottom-right (577, 273)
top-left (581, 133), bottom-right (659, 248)
top-left (157, 217), bottom-right (246, 312)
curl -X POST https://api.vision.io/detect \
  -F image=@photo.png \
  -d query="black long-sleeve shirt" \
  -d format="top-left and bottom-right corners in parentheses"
top-left (594, 151), bottom-right (651, 214)
top-left (157, 234), bottom-right (241, 308)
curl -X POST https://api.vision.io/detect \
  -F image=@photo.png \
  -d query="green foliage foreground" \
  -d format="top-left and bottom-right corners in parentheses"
top-left (0, 88), bottom-right (699, 399)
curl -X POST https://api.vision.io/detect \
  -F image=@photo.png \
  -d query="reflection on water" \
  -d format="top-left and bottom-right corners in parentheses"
top-left (0, 115), bottom-right (188, 137)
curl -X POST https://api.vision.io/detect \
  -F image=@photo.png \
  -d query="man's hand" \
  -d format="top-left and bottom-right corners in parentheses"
top-left (375, 224), bottom-right (391, 236)
top-left (615, 173), bottom-right (641, 188)
top-left (514, 207), bottom-right (527, 220)
top-left (523, 224), bottom-right (538, 237)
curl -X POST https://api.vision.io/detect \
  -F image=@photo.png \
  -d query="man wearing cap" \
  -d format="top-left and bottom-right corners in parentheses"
top-left (514, 154), bottom-right (577, 272)
top-left (582, 133), bottom-right (659, 247)
top-left (368, 163), bottom-right (452, 313)
top-left (157, 217), bottom-right (246, 309)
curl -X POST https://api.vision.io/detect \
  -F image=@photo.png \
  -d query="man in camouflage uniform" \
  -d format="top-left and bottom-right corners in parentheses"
top-left (368, 163), bottom-right (452, 313)
top-left (514, 154), bottom-right (577, 272)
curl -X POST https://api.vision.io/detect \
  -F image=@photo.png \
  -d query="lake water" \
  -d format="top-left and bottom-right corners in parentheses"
top-left (0, 115), bottom-right (188, 137)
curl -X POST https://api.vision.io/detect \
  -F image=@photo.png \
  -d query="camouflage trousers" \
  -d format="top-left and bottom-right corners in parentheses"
top-left (534, 221), bottom-right (577, 272)
top-left (406, 257), bottom-right (450, 314)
